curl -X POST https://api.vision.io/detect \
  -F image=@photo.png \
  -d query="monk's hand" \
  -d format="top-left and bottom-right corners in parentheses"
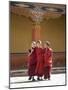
top-left (31, 48), bottom-right (34, 52)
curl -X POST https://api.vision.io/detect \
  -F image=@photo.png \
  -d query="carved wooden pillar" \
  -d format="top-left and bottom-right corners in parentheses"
top-left (32, 23), bottom-right (41, 41)
top-left (30, 7), bottom-right (44, 41)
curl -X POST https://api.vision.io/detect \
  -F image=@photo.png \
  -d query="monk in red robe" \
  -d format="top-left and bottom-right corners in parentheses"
top-left (35, 40), bottom-right (44, 80)
top-left (43, 41), bottom-right (53, 80)
top-left (28, 41), bottom-right (37, 81)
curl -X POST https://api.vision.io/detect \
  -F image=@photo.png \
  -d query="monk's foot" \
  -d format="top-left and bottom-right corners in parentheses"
top-left (37, 77), bottom-right (40, 81)
top-left (28, 76), bottom-right (32, 80)
top-left (48, 78), bottom-right (50, 80)
top-left (39, 78), bottom-right (43, 81)
top-left (32, 78), bottom-right (36, 81)
top-left (44, 77), bottom-right (48, 80)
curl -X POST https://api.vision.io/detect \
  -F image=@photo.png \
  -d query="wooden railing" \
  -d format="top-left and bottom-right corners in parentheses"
top-left (10, 67), bottom-right (66, 77)
top-left (10, 52), bottom-right (66, 70)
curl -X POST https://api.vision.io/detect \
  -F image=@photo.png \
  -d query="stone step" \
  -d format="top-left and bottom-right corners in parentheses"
top-left (10, 67), bottom-right (66, 77)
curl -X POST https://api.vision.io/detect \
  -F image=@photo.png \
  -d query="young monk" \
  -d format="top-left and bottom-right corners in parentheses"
top-left (43, 41), bottom-right (53, 80)
top-left (28, 41), bottom-right (37, 81)
top-left (35, 40), bottom-right (44, 80)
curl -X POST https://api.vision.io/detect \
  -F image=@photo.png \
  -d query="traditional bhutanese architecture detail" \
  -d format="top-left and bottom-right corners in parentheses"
top-left (10, 2), bottom-right (66, 40)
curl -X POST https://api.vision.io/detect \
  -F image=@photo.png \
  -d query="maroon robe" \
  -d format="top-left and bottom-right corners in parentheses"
top-left (28, 47), bottom-right (37, 76)
top-left (35, 47), bottom-right (44, 77)
top-left (43, 47), bottom-right (53, 79)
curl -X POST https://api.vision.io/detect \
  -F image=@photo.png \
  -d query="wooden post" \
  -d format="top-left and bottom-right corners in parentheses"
top-left (32, 23), bottom-right (41, 41)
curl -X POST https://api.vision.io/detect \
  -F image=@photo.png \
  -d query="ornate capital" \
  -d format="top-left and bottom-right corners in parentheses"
top-left (30, 7), bottom-right (44, 23)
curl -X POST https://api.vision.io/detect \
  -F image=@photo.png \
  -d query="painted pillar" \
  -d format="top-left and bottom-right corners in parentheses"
top-left (32, 23), bottom-right (41, 41)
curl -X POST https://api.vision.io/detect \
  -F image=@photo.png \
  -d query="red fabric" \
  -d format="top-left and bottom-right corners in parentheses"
top-left (43, 48), bottom-right (53, 67)
top-left (43, 48), bottom-right (53, 78)
top-left (44, 66), bottom-right (51, 79)
top-left (28, 47), bottom-right (37, 76)
top-left (35, 47), bottom-right (44, 77)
